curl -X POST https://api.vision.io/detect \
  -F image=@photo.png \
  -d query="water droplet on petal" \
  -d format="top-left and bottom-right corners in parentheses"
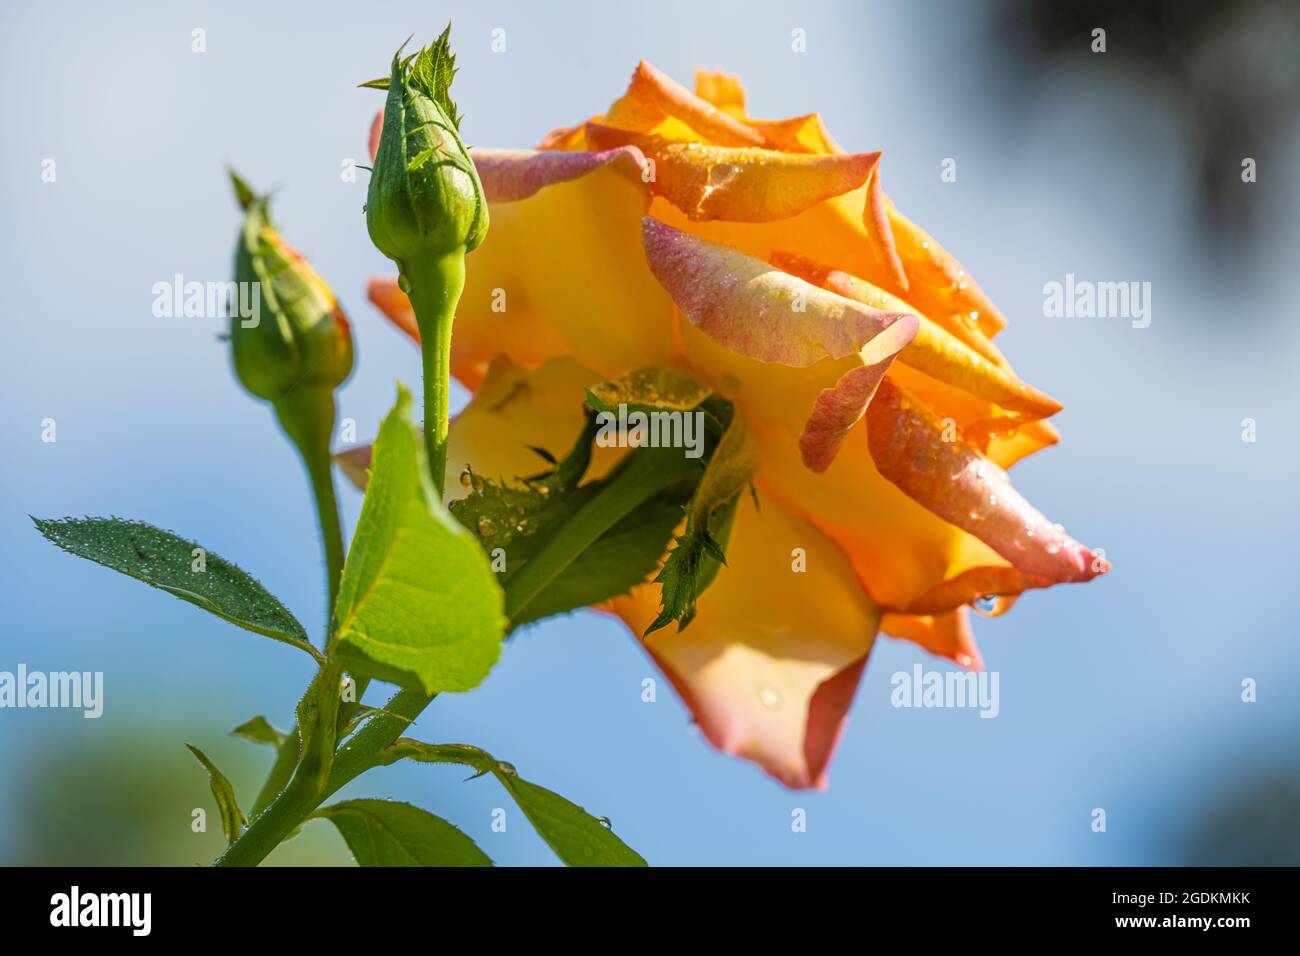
top-left (496, 761), bottom-right (517, 777)
top-left (974, 595), bottom-right (997, 614)
top-left (757, 683), bottom-right (783, 710)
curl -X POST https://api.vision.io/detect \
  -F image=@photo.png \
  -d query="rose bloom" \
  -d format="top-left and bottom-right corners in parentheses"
top-left (361, 63), bottom-right (1108, 788)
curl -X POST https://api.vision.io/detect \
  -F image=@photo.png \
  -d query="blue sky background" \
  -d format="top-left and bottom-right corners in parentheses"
top-left (2, 0), bottom-right (1297, 865)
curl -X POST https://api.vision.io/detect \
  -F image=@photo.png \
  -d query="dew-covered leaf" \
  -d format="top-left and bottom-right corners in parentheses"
top-left (32, 516), bottom-right (316, 659)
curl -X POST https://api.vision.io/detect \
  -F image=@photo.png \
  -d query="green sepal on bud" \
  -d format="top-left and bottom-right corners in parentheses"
top-left (228, 169), bottom-right (354, 403)
top-left (365, 25), bottom-right (488, 277)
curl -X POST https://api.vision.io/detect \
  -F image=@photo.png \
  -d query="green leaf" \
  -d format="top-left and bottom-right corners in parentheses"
top-left (449, 414), bottom-right (693, 627)
top-left (498, 774), bottom-right (645, 867)
top-left (333, 385), bottom-right (506, 694)
top-left (646, 400), bottom-right (758, 635)
top-left (32, 516), bottom-right (318, 661)
top-left (186, 744), bottom-right (247, 846)
top-left (385, 740), bottom-right (647, 867)
top-left (229, 716), bottom-right (286, 749)
top-left (314, 799), bottom-right (491, 867)
top-left (585, 365), bottom-right (713, 416)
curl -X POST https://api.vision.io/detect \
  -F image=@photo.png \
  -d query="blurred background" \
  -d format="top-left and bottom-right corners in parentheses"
top-left (2, 0), bottom-right (1297, 865)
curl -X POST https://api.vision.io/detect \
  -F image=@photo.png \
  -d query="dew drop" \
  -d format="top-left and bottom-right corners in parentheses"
top-left (757, 683), bottom-right (783, 710)
top-left (477, 516), bottom-right (497, 536)
top-left (495, 761), bottom-right (518, 777)
top-left (597, 816), bottom-right (613, 830)
top-left (973, 595), bottom-right (997, 615)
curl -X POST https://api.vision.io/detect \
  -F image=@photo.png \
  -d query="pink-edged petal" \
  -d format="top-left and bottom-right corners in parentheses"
top-left (799, 314), bottom-right (918, 472)
top-left (867, 378), bottom-right (1109, 583)
top-left (641, 217), bottom-right (914, 366)
top-left (607, 489), bottom-right (881, 789)
top-left (470, 146), bottom-right (648, 203)
top-left (586, 122), bottom-right (880, 223)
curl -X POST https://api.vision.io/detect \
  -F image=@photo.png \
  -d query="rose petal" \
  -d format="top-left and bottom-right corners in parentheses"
top-left (334, 444), bottom-right (372, 492)
top-left (987, 418), bottom-right (1060, 469)
top-left (471, 146), bottom-right (647, 202)
top-left (881, 608), bottom-right (984, 670)
top-left (799, 314), bottom-right (918, 472)
top-left (605, 60), bottom-right (766, 147)
top-left (608, 488), bottom-right (881, 789)
top-left (692, 67), bottom-right (747, 118)
top-left (865, 164), bottom-right (910, 291)
top-left (774, 252), bottom-right (1061, 420)
top-left (748, 113), bottom-right (841, 155)
top-left (641, 217), bottom-right (913, 366)
top-left (866, 378), bottom-right (1107, 583)
top-left (538, 121), bottom-right (588, 151)
top-left (368, 109), bottom-right (383, 162)
top-left (587, 123), bottom-right (880, 223)
top-left (900, 566), bottom-right (1056, 616)
top-left (887, 205), bottom-right (1008, 337)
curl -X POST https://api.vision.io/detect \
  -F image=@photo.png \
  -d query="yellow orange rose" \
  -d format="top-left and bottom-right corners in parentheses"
top-left (360, 63), bottom-right (1108, 788)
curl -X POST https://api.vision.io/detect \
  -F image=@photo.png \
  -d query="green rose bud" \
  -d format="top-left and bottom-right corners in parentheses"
top-left (365, 25), bottom-right (488, 279)
top-left (229, 170), bottom-right (354, 402)
top-left (227, 170), bottom-right (353, 614)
